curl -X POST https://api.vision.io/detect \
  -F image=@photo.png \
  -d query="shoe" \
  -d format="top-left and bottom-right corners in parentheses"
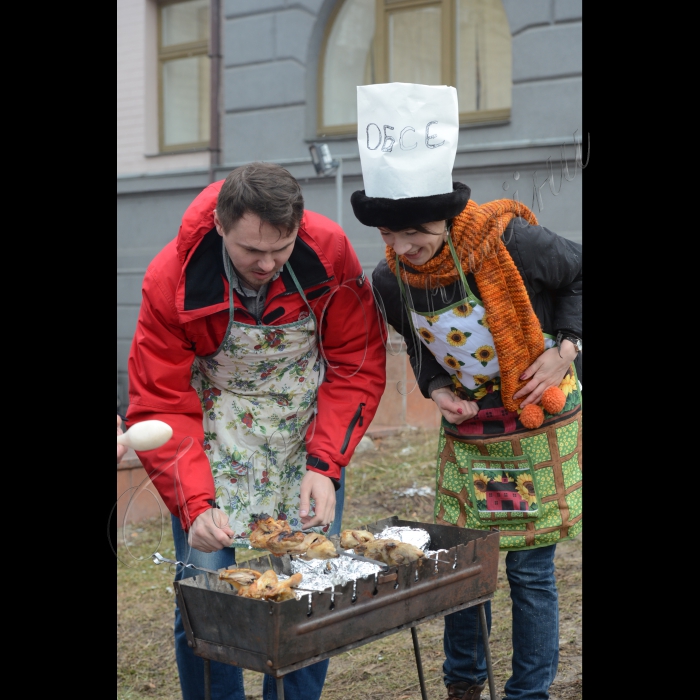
top-left (446, 681), bottom-right (485, 699)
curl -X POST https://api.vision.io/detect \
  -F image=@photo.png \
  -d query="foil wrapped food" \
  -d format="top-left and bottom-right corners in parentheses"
top-left (375, 525), bottom-right (431, 551)
top-left (376, 525), bottom-right (450, 562)
top-left (286, 525), bottom-right (438, 598)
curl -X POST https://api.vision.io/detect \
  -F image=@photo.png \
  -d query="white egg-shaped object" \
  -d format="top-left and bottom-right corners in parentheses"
top-left (116, 420), bottom-right (173, 451)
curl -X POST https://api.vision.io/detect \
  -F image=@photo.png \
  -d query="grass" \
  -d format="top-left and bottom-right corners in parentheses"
top-left (116, 427), bottom-right (582, 699)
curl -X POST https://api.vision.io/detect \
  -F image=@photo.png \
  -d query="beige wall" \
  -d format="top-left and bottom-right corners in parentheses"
top-left (117, 0), bottom-right (209, 176)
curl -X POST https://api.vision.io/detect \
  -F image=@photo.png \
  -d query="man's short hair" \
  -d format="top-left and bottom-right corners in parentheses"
top-left (216, 162), bottom-right (304, 236)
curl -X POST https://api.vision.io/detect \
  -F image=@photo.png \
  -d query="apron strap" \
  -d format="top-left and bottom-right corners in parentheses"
top-left (445, 230), bottom-right (471, 294)
top-left (393, 224), bottom-right (469, 309)
top-left (392, 227), bottom-right (472, 351)
top-left (222, 240), bottom-right (237, 325)
top-left (394, 255), bottom-right (420, 339)
top-left (285, 261), bottom-right (317, 327)
top-left (221, 243), bottom-right (317, 329)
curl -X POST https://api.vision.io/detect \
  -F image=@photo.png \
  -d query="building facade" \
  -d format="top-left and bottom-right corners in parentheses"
top-left (117, 0), bottom-right (584, 417)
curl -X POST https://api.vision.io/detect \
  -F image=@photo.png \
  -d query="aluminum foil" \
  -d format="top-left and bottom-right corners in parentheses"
top-left (375, 525), bottom-right (431, 552)
top-left (375, 525), bottom-right (451, 562)
top-left (284, 526), bottom-right (435, 598)
top-left (289, 553), bottom-right (381, 598)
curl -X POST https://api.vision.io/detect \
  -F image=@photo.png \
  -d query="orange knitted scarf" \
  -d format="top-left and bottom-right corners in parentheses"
top-left (387, 199), bottom-right (544, 412)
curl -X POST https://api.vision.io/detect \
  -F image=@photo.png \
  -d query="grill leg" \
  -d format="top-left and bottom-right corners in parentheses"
top-left (479, 603), bottom-right (497, 700)
top-left (203, 659), bottom-right (211, 700)
top-left (276, 676), bottom-right (285, 700)
top-left (410, 625), bottom-right (429, 700)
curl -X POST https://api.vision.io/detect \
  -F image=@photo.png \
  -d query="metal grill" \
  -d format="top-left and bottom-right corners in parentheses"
top-left (174, 516), bottom-right (500, 699)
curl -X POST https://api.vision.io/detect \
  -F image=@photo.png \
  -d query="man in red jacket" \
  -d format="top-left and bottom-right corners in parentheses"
top-left (126, 162), bottom-right (386, 700)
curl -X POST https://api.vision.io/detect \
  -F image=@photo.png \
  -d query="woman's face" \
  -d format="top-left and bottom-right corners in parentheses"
top-left (379, 220), bottom-right (447, 266)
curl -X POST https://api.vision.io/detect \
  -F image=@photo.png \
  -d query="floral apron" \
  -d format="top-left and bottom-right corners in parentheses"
top-left (191, 256), bottom-right (324, 547)
top-left (396, 236), bottom-right (582, 551)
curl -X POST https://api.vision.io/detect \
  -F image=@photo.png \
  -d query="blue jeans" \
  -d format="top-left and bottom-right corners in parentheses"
top-left (443, 544), bottom-right (559, 700)
top-left (328, 467), bottom-right (344, 536)
top-left (171, 471), bottom-right (344, 700)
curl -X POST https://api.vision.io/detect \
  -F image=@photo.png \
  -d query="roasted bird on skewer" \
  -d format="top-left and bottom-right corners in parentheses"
top-left (248, 515), bottom-right (339, 560)
top-left (339, 529), bottom-right (375, 549)
top-left (339, 527), bottom-right (425, 566)
top-left (248, 515), bottom-right (292, 549)
top-left (218, 567), bottom-right (261, 591)
top-left (219, 567), bottom-right (303, 602)
top-left (350, 538), bottom-right (425, 567)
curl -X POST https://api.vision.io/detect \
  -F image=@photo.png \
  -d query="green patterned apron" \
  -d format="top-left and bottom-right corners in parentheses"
top-left (191, 257), bottom-right (325, 547)
top-left (396, 238), bottom-right (582, 550)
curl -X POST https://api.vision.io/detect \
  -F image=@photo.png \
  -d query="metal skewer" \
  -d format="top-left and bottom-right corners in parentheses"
top-left (153, 552), bottom-right (342, 594)
top-left (232, 526), bottom-right (322, 540)
top-left (152, 552), bottom-right (224, 576)
top-left (336, 549), bottom-right (390, 570)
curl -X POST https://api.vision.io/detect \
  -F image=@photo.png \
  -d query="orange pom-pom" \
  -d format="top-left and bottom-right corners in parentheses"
top-left (520, 404), bottom-right (544, 429)
top-left (541, 386), bottom-right (566, 414)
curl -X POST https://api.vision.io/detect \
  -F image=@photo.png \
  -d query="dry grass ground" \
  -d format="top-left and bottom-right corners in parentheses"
top-left (116, 428), bottom-right (581, 700)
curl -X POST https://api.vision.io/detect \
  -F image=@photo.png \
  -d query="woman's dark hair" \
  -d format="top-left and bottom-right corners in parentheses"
top-left (381, 222), bottom-right (448, 235)
top-left (216, 162), bottom-right (304, 236)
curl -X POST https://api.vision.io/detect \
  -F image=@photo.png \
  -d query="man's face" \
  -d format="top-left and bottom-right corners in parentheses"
top-left (215, 211), bottom-right (298, 290)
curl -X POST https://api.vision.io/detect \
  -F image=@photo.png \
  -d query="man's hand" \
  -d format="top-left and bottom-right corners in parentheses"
top-left (117, 415), bottom-right (128, 464)
top-left (188, 507), bottom-right (235, 553)
top-left (431, 387), bottom-right (479, 424)
top-left (299, 470), bottom-right (336, 529)
top-left (513, 341), bottom-right (577, 407)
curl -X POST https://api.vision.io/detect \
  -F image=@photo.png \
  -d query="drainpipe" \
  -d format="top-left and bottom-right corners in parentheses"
top-left (208, 0), bottom-right (222, 184)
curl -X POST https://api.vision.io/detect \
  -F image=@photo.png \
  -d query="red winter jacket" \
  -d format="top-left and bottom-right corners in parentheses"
top-left (126, 181), bottom-right (387, 530)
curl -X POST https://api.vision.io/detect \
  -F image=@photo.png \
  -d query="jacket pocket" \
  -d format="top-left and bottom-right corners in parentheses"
top-left (340, 402), bottom-right (365, 454)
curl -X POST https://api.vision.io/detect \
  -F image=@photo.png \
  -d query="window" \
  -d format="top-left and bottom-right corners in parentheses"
top-left (318, 0), bottom-right (511, 134)
top-left (320, 0), bottom-right (377, 133)
top-left (455, 0), bottom-right (511, 117)
top-left (158, 0), bottom-right (210, 152)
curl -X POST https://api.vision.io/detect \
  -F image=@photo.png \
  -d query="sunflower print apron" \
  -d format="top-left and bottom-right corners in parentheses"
top-left (190, 257), bottom-right (326, 547)
top-left (395, 236), bottom-right (582, 550)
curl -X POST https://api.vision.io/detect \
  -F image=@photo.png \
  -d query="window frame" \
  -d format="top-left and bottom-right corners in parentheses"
top-left (316, 0), bottom-right (364, 137)
top-left (157, 0), bottom-right (211, 154)
top-left (374, 0), bottom-right (453, 89)
top-left (317, 0), bottom-right (511, 136)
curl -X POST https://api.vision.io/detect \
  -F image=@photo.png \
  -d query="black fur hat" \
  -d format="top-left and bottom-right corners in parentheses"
top-left (351, 182), bottom-right (471, 230)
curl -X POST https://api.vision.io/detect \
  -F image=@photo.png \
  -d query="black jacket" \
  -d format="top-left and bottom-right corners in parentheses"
top-left (371, 217), bottom-right (582, 398)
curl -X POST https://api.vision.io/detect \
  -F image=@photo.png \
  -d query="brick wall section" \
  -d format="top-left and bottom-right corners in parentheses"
top-left (116, 448), bottom-right (169, 527)
top-left (370, 333), bottom-right (441, 435)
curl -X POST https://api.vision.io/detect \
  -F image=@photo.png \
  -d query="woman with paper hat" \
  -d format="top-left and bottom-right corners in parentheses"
top-left (352, 83), bottom-right (582, 700)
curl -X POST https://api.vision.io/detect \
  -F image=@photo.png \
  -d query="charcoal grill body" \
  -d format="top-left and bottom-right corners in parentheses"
top-left (175, 517), bottom-right (499, 678)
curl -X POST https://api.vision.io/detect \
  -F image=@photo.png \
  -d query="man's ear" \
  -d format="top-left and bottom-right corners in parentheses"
top-left (213, 210), bottom-right (225, 237)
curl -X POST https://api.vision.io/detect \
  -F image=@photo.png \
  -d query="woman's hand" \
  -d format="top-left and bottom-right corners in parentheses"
top-left (513, 341), bottom-right (577, 408)
top-left (431, 386), bottom-right (479, 424)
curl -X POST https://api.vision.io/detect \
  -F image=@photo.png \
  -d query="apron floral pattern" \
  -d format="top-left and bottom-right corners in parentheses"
top-left (191, 257), bottom-right (325, 547)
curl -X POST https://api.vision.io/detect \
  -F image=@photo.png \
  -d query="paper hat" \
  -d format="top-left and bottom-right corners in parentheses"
top-left (351, 83), bottom-right (470, 229)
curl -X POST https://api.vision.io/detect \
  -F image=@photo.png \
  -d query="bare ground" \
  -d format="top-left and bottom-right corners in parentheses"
top-left (116, 428), bottom-right (581, 700)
